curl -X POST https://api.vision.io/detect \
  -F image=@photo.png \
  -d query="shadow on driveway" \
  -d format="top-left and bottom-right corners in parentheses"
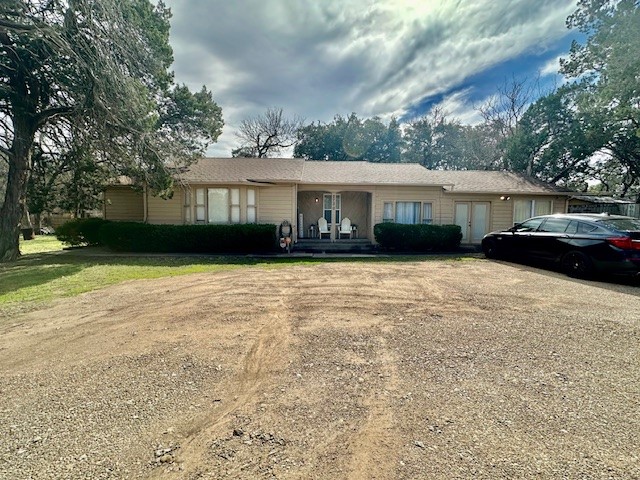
top-left (485, 257), bottom-right (640, 296)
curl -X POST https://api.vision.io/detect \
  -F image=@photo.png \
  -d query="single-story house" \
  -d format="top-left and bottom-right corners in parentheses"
top-left (104, 158), bottom-right (572, 245)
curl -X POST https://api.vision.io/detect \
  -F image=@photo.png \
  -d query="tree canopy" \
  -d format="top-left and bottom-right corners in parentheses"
top-left (0, 0), bottom-right (223, 261)
top-left (403, 108), bottom-right (469, 169)
top-left (501, 0), bottom-right (640, 197)
top-left (294, 114), bottom-right (402, 163)
top-left (561, 0), bottom-right (640, 194)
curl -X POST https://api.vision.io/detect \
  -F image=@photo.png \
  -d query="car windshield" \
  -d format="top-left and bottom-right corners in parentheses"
top-left (596, 218), bottom-right (640, 231)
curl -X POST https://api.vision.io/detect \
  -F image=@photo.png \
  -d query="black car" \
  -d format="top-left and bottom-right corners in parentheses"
top-left (481, 213), bottom-right (640, 277)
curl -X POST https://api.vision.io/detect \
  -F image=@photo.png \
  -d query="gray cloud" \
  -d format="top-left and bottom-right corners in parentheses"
top-left (163, 0), bottom-right (576, 156)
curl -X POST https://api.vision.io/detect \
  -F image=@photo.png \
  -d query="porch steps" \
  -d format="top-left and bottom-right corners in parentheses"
top-left (294, 239), bottom-right (375, 254)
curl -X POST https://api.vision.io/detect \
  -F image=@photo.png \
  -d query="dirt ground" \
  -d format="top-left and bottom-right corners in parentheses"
top-left (1, 259), bottom-right (639, 479)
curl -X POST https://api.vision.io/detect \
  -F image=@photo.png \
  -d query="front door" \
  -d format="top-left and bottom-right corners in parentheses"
top-left (323, 193), bottom-right (341, 239)
top-left (455, 202), bottom-right (490, 244)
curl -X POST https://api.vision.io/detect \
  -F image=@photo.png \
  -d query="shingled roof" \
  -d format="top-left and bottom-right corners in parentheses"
top-left (178, 157), bottom-right (304, 184)
top-left (424, 170), bottom-right (570, 194)
top-left (177, 157), bottom-right (570, 194)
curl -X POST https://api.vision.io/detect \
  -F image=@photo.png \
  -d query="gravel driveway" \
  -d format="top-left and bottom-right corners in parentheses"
top-left (1, 259), bottom-right (639, 479)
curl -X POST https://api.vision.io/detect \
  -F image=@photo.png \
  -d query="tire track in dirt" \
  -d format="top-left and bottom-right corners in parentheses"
top-left (150, 290), bottom-right (293, 479)
top-left (346, 335), bottom-right (401, 480)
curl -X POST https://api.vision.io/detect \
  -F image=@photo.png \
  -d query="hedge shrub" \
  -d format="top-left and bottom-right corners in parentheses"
top-left (99, 222), bottom-right (278, 254)
top-left (374, 223), bottom-right (462, 252)
top-left (56, 218), bottom-right (110, 246)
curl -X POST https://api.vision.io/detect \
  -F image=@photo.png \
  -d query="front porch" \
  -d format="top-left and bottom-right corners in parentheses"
top-left (297, 190), bottom-right (372, 242)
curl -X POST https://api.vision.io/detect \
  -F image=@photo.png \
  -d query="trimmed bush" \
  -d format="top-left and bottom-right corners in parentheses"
top-left (374, 223), bottom-right (462, 252)
top-left (99, 222), bottom-right (278, 254)
top-left (56, 218), bottom-right (110, 246)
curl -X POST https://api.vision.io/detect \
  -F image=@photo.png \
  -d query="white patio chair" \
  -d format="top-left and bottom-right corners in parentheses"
top-left (318, 217), bottom-right (331, 239)
top-left (338, 217), bottom-right (352, 239)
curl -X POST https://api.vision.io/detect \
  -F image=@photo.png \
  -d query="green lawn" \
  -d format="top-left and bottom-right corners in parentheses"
top-left (19, 235), bottom-right (65, 255)
top-left (0, 255), bottom-right (268, 318)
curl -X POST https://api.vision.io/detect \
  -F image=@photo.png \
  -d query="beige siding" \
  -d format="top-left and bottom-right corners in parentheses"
top-left (491, 198), bottom-right (514, 231)
top-left (147, 190), bottom-right (183, 224)
top-left (104, 186), bottom-right (143, 221)
top-left (257, 185), bottom-right (295, 225)
top-left (552, 197), bottom-right (567, 214)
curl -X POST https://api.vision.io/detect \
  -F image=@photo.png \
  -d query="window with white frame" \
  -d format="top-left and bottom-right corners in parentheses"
top-left (383, 202), bottom-right (394, 222)
top-left (195, 187), bottom-right (240, 224)
top-left (422, 202), bottom-right (433, 224)
top-left (183, 189), bottom-right (191, 224)
top-left (247, 188), bottom-right (256, 223)
top-left (396, 202), bottom-right (421, 224)
top-left (195, 188), bottom-right (206, 223)
top-left (323, 194), bottom-right (341, 224)
top-left (323, 194), bottom-right (332, 223)
top-left (513, 199), bottom-right (552, 223)
top-left (230, 188), bottom-right (240, 223)
top-left (207, 188), bottom-right (229, 224)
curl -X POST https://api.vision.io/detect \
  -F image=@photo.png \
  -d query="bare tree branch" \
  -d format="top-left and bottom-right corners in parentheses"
top-left (234, 107), bottom-right (304, 158)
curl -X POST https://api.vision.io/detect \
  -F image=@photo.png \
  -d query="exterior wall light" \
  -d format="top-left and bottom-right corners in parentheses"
top-left (500, 195), bottom-right (511, 201)
top-left (315, 197), bottom-right (319, 203)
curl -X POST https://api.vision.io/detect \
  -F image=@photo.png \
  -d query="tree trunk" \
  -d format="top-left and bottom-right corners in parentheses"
top-left (0, 117), bottom-right (34, 262)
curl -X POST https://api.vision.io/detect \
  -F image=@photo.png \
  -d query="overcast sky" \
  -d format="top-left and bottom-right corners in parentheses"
top-left (163, 0), bottom-right (578, 157)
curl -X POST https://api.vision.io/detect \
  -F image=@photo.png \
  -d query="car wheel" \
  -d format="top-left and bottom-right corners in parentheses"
top-left (482, 239), bottom-right (500, 259)
top-left (561, 251), bottom-right (593, 278)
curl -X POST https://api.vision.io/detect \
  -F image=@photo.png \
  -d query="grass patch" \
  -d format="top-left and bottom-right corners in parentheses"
top-left (0, 257), bottom-right (246, 309)
top-left (19, 235), bottom-right (65, 255)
